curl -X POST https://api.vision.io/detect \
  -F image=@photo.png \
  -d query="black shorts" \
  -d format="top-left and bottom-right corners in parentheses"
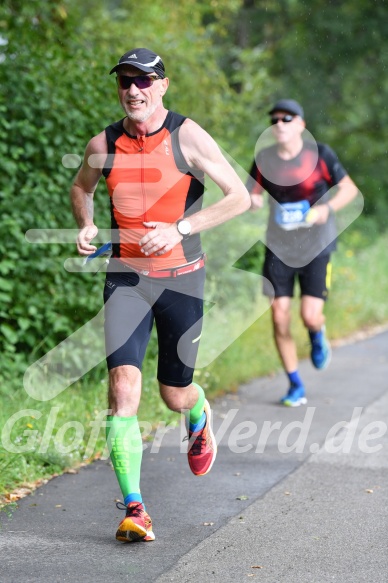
top-left (103, 264), bottom-right (205, 387)
top-left (263, 249), bottom-right (331, 300)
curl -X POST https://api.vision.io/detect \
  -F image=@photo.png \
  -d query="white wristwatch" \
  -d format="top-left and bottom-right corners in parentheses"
top-left (176, 219), bottom-right (192, 240)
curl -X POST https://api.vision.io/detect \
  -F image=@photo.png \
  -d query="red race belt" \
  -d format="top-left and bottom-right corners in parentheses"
top-left (125, 254), bottom-right (206, 278)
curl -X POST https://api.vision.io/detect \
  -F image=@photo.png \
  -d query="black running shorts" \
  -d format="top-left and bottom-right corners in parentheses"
top-left (103, 264), bottom-right (205, 387)
top-left (263, 249), bottom-right (331, 300)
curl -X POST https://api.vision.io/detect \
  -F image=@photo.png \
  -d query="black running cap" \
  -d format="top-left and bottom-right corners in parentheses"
top-left (109, 48), bottom-right (165, 78)
top-left (269, 99), bottom-right (304, 119)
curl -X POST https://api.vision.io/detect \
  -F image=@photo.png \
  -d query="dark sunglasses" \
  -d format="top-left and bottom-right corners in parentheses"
top-left (270, 114), bottom-right (295, 125)
top-left (116, 75), bottom-right (161, 90)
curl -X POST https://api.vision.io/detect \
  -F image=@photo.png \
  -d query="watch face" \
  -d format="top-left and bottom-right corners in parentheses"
top-left (178, 220), bottom-right (191, 236)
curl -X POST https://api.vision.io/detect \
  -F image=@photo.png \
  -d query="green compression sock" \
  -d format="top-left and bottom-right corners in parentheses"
top-left (188, 383), bottom-right (205, 425)
top-left (106, 415), bottom-right (143, 504)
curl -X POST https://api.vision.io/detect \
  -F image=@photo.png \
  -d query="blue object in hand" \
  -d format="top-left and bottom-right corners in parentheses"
top-left (84, 241), bottom-right (112, 264)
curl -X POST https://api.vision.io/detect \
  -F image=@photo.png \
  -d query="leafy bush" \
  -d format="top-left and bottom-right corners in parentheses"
top-left (0, 2), bottom-right (114, 373)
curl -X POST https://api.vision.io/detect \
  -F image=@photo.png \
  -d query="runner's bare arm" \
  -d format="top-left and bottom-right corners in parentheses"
top-left (139, 120), bottom-right (251, 256)
top-left (70, 132), bottom-right (107, 255)
top-left (311, 175), bottom-right (359, 225)
top-left (327, 175), bottom-right (359, 211)
top-left (178, 119), bottom-right (251, 232)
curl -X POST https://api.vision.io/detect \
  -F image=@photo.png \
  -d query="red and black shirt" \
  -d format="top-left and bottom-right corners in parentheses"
top-left (247, 141), bottom-right (348, 263)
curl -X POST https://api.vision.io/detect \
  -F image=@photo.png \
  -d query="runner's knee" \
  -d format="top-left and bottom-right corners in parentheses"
top-left (159, 383), bottom-right (196, 412)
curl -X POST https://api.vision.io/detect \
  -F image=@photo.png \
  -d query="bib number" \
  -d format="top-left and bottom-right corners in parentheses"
top-left (275, 201), bottom-right (311, 230)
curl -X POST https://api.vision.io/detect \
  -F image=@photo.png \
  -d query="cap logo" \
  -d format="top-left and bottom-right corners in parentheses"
top-left (128, 53), bottom-right (137, 58)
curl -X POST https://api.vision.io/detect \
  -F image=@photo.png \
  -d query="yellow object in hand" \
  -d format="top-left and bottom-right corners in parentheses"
top-left (305, 208), bottom-right (318, 224)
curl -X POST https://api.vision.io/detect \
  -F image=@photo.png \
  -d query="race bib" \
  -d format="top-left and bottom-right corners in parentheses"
top-left (275, 200), bottom-right (311, 230)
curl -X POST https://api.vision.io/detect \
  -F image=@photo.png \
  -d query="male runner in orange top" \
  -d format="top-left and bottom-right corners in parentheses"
top-left (70, 47), bottom-right (250, 542)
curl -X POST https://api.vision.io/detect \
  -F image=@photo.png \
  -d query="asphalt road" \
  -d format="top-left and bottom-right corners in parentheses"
top-left (1, 330), bottom-right (387, 583)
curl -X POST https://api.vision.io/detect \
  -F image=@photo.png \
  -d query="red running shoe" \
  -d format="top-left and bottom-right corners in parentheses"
top-left (115, 502), bottom-right (155, 542)
top-left (186, 399), bottom-right (217, 476)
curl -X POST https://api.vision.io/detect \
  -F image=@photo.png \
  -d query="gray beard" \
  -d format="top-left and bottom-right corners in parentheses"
top-left (124, 102), bottom-right (158, 123)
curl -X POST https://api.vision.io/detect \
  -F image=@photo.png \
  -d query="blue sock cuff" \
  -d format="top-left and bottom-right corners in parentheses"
top-left (287, 370), bottom-right (303, 387)
top-left (124, 493), bottom-right (143, 506)
top-left (189, 411), bottom-right (206, 433)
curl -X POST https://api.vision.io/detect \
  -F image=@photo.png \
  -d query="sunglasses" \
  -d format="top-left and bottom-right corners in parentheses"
top-left (116, 75), bottom-right (161, 90)
top-left (270, 114), bottom-right (295, 125)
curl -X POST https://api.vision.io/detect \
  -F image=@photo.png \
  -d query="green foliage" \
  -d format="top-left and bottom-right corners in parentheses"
top-left (234, 0), bottom-right (388, 226)
top-left (0, 1), bottom-right (115, 374)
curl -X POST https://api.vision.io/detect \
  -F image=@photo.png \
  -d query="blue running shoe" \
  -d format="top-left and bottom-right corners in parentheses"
top-left (310, 327), bottom-right (331, 370)
top-left (280, 384), bottom-right (307, 407)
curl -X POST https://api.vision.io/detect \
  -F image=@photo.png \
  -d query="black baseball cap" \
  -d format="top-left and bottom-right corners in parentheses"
top-left (268, 99), bottom-right (304, 119)
top-left (109, 48), bottom-right (166, 78)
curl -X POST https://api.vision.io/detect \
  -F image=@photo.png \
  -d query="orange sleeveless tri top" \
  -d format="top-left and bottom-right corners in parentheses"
top-left (102, 111), bottom-right (205, 271)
